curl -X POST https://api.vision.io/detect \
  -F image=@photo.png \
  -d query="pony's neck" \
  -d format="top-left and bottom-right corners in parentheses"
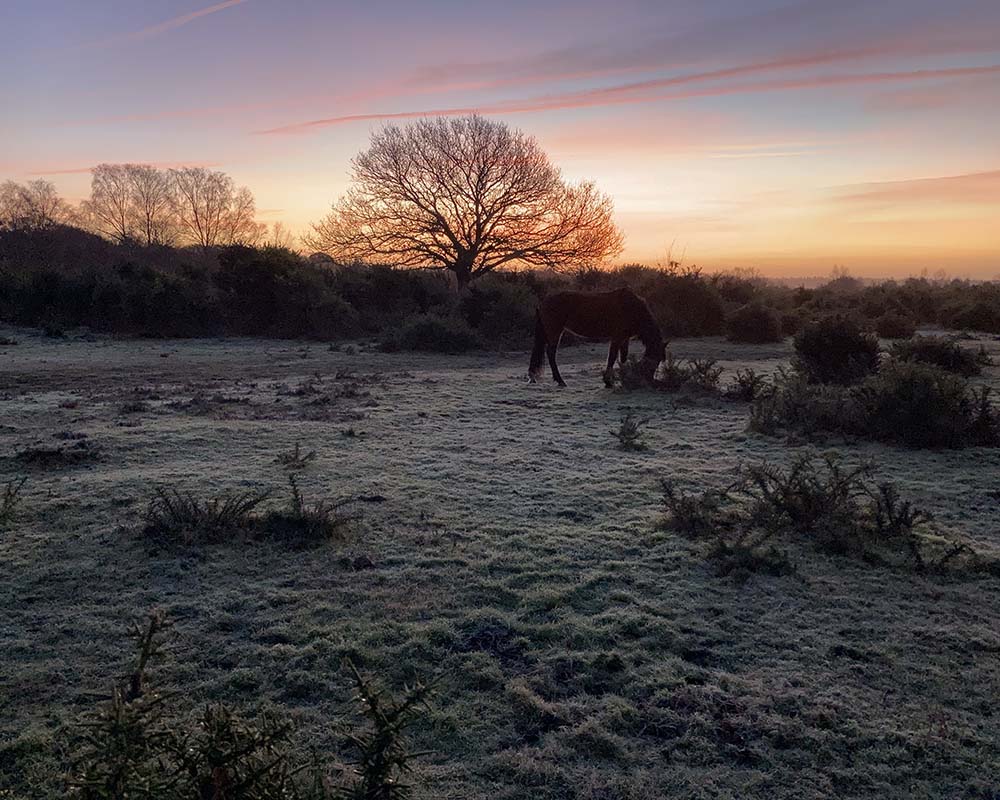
top-left (637, 314), bottom-right (663, 357)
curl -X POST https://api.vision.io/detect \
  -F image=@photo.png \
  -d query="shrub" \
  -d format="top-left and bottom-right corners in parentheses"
top-left (613, 414), bottom-right (650, 451)
top-left (617, 265), bottom-right (727, 337)
top-left (687, 358), bottom-right (723, 391)
top-left (260, 474), bottom-right (355, 548)
top-left (664, 454), bottom-right (973, 570)
top-left (793, 315), bottom-right (880, 385)
top-left (276, 441), bottom-right (317, 470)
top-left (142, 488), bottom-right (270, 546)
top-left (875, 311), bottom-right (916, 339)
top-left (751, 362), bottom-right (1000, 448)
top-left (458, 274), bottom-right (537, 348)
top-left (889, 335), bottom-right (986, 377)
top-left (1, 477), bottom-right (27, 531)
top-left (708, 531), bottom-right (794, 583)
top-left (749, 369), bottom-right (856, 437)
top-left (855, 361), bottom-right (996, 448)
top-left (63, 612), bottom-right (435, 800)
top-left (661, 480), bottom-right (735, 538)
top-left (723, 369), bottom-right (767, 402)
top-left (943, 301), bottom-right (1000, 334)
top-left (726, 303), bottom-right (783, 344)
top-left (379, 314), bottom-right (483, 353)
top-left (654, 352), bottom-right (692, 391)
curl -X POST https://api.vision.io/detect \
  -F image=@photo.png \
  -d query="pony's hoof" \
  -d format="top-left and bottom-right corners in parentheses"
top-left (556, 380), bottom-right (567, 388)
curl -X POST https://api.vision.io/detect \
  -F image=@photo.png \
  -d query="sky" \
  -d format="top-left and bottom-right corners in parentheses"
top-left (2, 0), bottom-right (1000, 278)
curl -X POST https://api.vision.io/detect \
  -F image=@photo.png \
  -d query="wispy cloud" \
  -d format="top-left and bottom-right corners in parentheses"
top-left (83, 0), bottom-right (251, 48)
top-left (26, 161), bottom-right (221, 176)
top-left (257, 63), bottom-right (1000, 135)
top-left (834, 170), bottom-right (1000, 204)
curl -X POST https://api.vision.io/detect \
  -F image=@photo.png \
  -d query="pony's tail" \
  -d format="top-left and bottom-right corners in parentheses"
top-left (528, 310), bottom-right (547, 379)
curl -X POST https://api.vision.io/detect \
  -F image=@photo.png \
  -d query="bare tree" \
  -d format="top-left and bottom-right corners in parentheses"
top-left (0, 179), bottom-right (76, 231)
top-left (170, 167), bottom-right (263, 248)
top-left (82, 164), bottom-right (133, 242)
top-left (128, 165), bottom-right (177, 246)
top-left (304, 115), bottom-right (624, 289)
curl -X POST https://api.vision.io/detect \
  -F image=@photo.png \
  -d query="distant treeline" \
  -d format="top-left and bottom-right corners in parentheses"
top-left (1, 225), bottom-right (998, 349)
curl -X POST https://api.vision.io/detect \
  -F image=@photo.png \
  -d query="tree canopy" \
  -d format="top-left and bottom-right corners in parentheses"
top-left (305, 115), bottom-right (623, 287)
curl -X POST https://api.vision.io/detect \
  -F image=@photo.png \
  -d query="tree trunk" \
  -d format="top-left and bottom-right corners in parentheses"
top-left (454, 265), bottom-right (472, 292)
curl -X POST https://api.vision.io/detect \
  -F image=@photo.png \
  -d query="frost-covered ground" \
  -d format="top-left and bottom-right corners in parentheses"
top-left (1, 328), bottom-right (999, 798)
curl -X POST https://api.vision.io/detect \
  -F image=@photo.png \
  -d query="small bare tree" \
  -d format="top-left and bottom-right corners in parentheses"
top-left (305, 115), bottom-right (623, 289)
top-left (0, 179), bottom-right (76, 231)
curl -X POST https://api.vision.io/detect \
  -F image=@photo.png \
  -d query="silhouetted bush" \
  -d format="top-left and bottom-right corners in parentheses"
top-left (379, 313), bottom-right (483, 353)
top-left (855, 362), bottom-right (996, 448)
top-left (727, 303), bottom-right (783, 343)
top-left (942, 301), bottom-right (1000, 334)
top-left (793, 315), bottom-right (880, 385)
top-left (458, 274), bottom-right (537, 347)
top-left (752, 362), bottom-right (1000, 449)
top-left (889, 336), bottom-right (987, 377)
top-left (874, 311), bottom-right (916, 340)
top-left (616, 265), bottom-right (727, 337)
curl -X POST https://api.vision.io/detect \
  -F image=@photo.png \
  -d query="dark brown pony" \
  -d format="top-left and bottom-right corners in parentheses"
top-left (529, 287), bottom-right (666, 387)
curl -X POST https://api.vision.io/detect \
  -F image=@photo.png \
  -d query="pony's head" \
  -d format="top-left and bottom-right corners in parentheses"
top-left (637, 310), bottom-right (666, 380)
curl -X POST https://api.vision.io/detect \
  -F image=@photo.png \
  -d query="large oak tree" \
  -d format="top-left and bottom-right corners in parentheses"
top-left (305, 115), bottom-right (624, 288)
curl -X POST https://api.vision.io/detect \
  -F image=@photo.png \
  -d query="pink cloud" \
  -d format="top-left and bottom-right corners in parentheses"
top-left (257, 63), bottom-right (1000, 136)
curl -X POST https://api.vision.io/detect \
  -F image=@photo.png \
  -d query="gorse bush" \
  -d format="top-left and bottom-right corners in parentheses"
top-left (874, 311), bottom-right (916, 340)
top-left (662, 454), bottom-right (975, 572)
top-left (378, 314), bottom-right (483, 353)
top-left (855, 361), bottom-right (997, 448)
top-left (888, 335), bottom-right (988, 377)
top-left (726, 303), bottom-right (784, 344)
top-left (723, 369), bottom-right (767, 402)
top-left (261, 474), bottom-right (356, 549)
top-left (142, 487), bottom-right (271, 546)
top-left (613, 414), bottom-right (650, 451)
top-left (141, 475), bottom-right (367, 548)
top-left (63, 612), bottom-right (435, 800)
top-left (793, 315), bottom-right (880, 385)
top-left (751, 362), bottom-right (1000, 448)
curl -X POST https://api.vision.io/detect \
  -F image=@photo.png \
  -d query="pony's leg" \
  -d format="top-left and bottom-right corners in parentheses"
top-left (547, 342), bottom-right (566, 387)
top-left (603, 340), bottom-right (619, 387)
top-left (619, 338), bottom-right (630, 365)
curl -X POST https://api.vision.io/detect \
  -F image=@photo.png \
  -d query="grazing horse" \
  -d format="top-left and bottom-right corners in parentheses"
top-left (528, 287), bottom-right (666, 387)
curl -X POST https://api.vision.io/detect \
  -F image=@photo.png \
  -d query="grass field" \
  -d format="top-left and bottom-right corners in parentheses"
top-left (1, 328), bottom-right (999, 799)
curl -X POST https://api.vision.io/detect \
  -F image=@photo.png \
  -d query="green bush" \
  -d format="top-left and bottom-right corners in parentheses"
top-left (889, 335), bottom-right (987, 377)
top-left (793, 315), bottom-right (879, 385)
top-left (379, 313), bottom-right (483, 353)
top-left (726, 303), bottom-right (783, 344)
